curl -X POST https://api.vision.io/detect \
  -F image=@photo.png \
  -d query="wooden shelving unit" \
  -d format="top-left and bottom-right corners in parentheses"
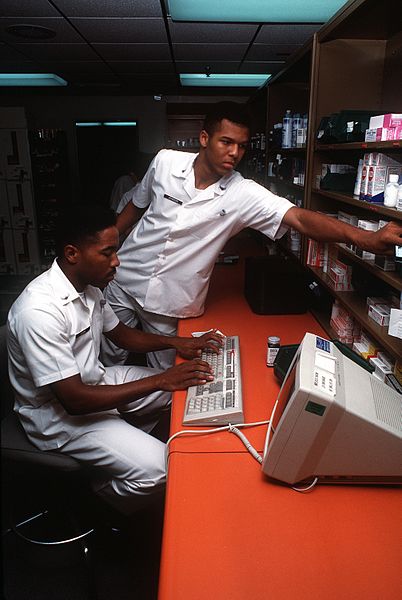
top-left (306, 0), bottom-right (402, 361)
top-left (261, 0), bottom-right (402, 362)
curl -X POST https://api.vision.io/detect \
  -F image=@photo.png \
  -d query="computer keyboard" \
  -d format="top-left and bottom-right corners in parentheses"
top-left (183, 335), bottom-right (244, 426)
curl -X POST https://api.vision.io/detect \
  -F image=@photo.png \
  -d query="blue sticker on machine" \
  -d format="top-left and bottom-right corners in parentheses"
top-left (316, 336), bottom-right (331, 352)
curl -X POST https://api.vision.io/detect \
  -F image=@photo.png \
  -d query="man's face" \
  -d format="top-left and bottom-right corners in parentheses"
top-left (200, 118), bottom-right (250, 178)
top-left (75, 226), bottom-right (120, 289)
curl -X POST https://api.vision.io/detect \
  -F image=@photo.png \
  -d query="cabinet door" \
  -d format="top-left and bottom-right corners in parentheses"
top-left (6, 180), bottom-right (37, 230)
top-left (0, 129), bottom-right (32, 181)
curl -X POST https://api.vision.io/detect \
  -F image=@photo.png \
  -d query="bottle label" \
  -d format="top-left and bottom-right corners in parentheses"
top-left (267, 346), bottom-right (280, 367)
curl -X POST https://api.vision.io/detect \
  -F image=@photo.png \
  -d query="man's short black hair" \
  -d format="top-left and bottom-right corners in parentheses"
top-left (55, 204), bottom-right (117, 256)
top-left (203, 102), bottom-right (251, 136)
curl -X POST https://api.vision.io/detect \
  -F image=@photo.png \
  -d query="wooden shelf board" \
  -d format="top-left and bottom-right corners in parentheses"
top-left (335, 244), bottom-right (402, 292)
top-left (316, 140), bottom-right (402, 151)
top-left (311, 189), bottom-right (402, 221)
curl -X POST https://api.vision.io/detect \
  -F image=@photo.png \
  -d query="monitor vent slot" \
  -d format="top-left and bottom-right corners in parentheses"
top-left (371, 378), bottom-right (402, 430)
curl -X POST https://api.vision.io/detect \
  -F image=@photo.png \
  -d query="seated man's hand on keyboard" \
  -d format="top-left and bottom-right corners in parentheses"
top-left (173, 330), bottom-right (224, 359)
top-left (155, 359), bottom-right (215, 391)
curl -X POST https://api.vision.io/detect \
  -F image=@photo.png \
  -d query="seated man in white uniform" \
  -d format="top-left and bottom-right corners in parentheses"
top-left (7, 204), bottom-right (221, 516)
top-left (103, 101), bottom-right (402, 371)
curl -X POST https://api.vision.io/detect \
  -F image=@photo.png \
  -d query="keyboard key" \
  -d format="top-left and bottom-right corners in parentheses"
top-left (183, 335), bottom-right (243, 425)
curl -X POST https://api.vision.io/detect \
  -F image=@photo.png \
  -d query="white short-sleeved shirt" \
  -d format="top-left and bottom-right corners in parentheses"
top-left (113, 149), bottom-right (294, 319)
top-left (7, 260), bottom-right (119, 450)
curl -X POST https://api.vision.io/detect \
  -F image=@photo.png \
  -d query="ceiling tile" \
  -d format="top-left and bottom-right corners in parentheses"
top-left (10, 43), bottom-right (99, 61)
top-left (173, 44), bottom-right (248, 61)
top-left (109, 61), bottom-right (175, 74)
top-left (176, 61), bottom-right (241, 74)
top-left (94, 44), bottom-right (170, 60)
top-left (247, 44), bottom-right (301, 60)
top-left (168, 20), bottom-right (258, 43)
top-left (255, 24), bottom-right (321, 44)
top-left (53, 0), bottom-right (163, 17)
top-left (0, 1), bottom-right (59, 17)
top-left (0, 42), bottom-right (32, 60)
top-left (0, 60), bottom-right (43, 73)
top-left (239, 62), bottom-right (285, 74)
top-left (69, 18), bottom-right (168, 43)
top-left (37, 61), bottom-right (112, 74)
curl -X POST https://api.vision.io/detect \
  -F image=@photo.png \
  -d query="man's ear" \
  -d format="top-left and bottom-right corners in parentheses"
top-left (64, 244), bottom-right (80, 265)
top-left (199, 129), bottom-right (209, 148)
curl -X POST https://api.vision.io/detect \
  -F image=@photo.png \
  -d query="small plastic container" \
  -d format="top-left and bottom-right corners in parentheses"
top-left (267, 336), bottom-right (281, 367)
top-left (282, 110), bottom-right (292, 148)
top-left (383, 174), bottom-right (399, 208)
top-left (396, 184), bottom-right (402, 211)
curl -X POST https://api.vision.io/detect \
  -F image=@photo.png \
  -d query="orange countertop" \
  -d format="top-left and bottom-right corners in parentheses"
top-left (159, 452), bottom-right (402, 600)
top-left (159, 235), bottom-right (402, 600)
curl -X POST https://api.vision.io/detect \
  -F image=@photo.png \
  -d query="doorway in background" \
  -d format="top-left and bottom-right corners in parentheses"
top-left (76, 122), bottom-right (139, 207)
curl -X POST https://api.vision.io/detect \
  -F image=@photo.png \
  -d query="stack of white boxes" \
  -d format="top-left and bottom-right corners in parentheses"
top-left (330, 300), bottom-right (360, 346)
top-left (327, 255), bottom-right (354, 291)
top-left (358, 152), bottom-right (401, 204)
top-left (355, 219), bottom-right (378, 261)
top-left (0, 108), bottom-right (41, 275)
top-left (364, 113), bottom-right (402, 142)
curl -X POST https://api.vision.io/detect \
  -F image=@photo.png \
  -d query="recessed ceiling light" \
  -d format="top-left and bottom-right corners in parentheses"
top-left (76, 122), bottom-right (103, 127)
top-left (75, 122), bottom-right (137, 127)
top-left (180, 73), bottom-right (271, 87)
top-left (6, 24), bottom-right (56, 40)
top-left (103, 122), bottom-right (137, 127)
top-left (168, 0), bottom-right (348, 22)
top-left (0, 74), bottom-right (67, 86)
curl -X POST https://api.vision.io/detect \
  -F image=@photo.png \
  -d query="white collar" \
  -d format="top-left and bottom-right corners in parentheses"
top-left (50, 260), bottom-right (93, 307)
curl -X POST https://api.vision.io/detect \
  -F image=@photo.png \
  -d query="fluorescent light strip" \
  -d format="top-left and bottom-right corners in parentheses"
top-left (103, 122), bottom-right (137, 126)
top-left (168, 0), bottom-right (348, 22)
top-left (76, 122), bottom-right (137, 127)
top-left (76, 122), bottom-right (103, 127)
top-left (0, 73), bottom-right (67, 86)
top-left (180, 73), bottom-right (271, 87)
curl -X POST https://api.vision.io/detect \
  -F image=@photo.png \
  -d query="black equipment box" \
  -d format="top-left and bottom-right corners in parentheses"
top-left (316, 109), bottom-right (379, 143)
top-left (244, 255), bottom-right (308, 315)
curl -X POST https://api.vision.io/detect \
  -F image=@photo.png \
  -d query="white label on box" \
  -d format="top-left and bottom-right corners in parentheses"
top-left (369, 114), bottom-right (402, 129)
top-left (388, 309), bottom-right (402, 340)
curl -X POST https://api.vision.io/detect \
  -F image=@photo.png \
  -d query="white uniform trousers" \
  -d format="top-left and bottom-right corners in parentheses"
top-left (57, 365), bottom-right (170, 515)
top-left (102, 280), bottom-right (178, 370)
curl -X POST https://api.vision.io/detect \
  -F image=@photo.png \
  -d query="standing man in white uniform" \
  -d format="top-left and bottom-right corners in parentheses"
top-left (7, 205), bottom-right (221, 516)
top-left (103, 102), bottom-right (402, 370)
top-left (109, 169), bottom-right (139, 212)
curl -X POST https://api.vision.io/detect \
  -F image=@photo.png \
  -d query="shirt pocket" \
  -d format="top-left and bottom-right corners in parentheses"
top-left (187, 209), bottom-right (228, 240)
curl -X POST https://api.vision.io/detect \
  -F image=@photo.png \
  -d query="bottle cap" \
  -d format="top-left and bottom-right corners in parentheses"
top-left (268, 336), bottom-right (280, 344)
top-left (389, 174), bottom-right (399, 183)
